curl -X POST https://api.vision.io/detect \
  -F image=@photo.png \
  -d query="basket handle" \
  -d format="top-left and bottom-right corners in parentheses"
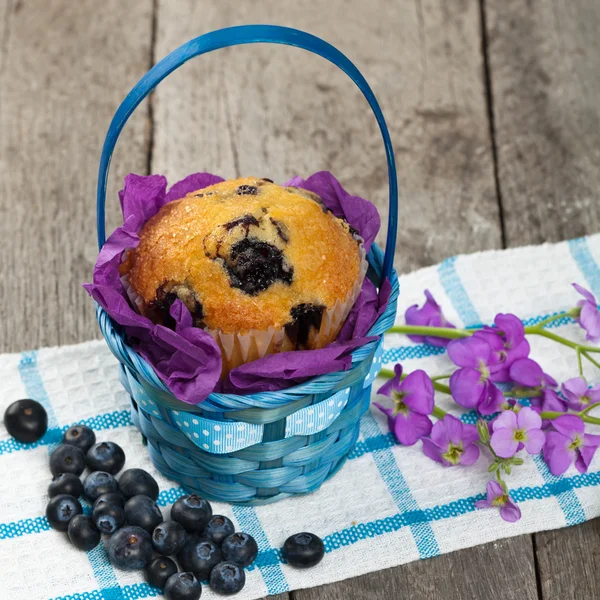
top-left (97, 24), bottom-right (398, 278)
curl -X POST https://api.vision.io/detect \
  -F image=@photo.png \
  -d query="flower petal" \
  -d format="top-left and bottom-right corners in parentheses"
top-left (543, 432), bottom-right (574, 475)
top-left (491, 428), bottom-right (519, 458)
top-left (401, 370), bottom-right (434, 414)
top-left (573, 282), bottom-right (597, 304)
top-left (485, 480), bottom-right (504, 501)
top-left (509, 358), bottom-right (544, 387)
top-left (459, 443), bottom-right (480, 466)
top-left (517, 406), bottom-right (542, 431)
top-left (495, 313), bottom-right (526, 346)
top-left (462, 423), bottom-right (481, 444)
top-left (475, 499), bottom-right (492, 509)
top-left (442, 414), bottom-right (464, 446)
top-left (377, 363), bottom-right (403, 397)
top-left (580, 301), bottom-right (600, 342)
top-left (552, 414), bottom-right (585, 438)
top-left (500, 500), bottom-right (522, 523)
top-left (421, 437), bottom-right (444, 464)
top-left (493, 410), bottom-right (518, 431)
top-left (450, 368), bottom-right (487, 409)
top-left (447, 337), bottom-right (490, 368)
top-left (393, 412), bottom-right (432, 446)
top-left (523, 428), bottom-right (545, 455)
top-left (478, 384), bottom-right (505, 416)
top-left (561, 377), bottom-right (588, 401)
top-left (541, 389), bottom-right (568, 413)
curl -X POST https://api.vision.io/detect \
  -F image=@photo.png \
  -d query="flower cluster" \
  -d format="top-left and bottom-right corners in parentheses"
top-left (377, 284), bottom-right (600, 522)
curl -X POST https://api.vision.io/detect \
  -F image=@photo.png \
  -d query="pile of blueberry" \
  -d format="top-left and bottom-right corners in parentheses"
top-left (4, 399), bottom-right (326, 599)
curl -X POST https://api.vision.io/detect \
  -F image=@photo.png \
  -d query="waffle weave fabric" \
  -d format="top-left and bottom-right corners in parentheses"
top-left (1, 234), bottom-right (599, 600)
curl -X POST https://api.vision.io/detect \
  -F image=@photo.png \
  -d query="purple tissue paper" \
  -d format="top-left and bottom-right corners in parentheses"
top-left (85, 171), bottom-right (388, 404)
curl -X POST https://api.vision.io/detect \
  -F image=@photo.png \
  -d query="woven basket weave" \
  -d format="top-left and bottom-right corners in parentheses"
top-left (95, 25), bottom-right (399, 505)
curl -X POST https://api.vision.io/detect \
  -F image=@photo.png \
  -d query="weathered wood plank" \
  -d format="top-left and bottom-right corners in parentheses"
top-left (153, 0), bottom-right (502, 274)
top-left (486, 0), bottom-right (600, 244)
top-left (154, 2), bottom-right (537, 600)
top-left (535, 519), bottom-right (600, 599)
top-left (485, 1), bottom-right (600, 597)
top-left (0, 0), bottom-right (153, 353)
top-left (290, 537), bottom-right (538, 600)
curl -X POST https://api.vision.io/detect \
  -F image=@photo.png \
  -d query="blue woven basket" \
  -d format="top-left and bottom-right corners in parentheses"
top-left (95, 25), bottom-right (399, 505)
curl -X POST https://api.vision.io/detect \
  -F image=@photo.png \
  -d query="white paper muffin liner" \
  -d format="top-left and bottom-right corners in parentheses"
top-left (121, 240), bottom-right (368, 377)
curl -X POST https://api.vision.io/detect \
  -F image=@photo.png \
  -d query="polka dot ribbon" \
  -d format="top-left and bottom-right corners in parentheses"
top-left (123, 345), bottom-right (380, 454)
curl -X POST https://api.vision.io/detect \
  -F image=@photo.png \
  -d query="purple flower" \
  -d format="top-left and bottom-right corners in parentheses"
top-left (422, 415), bottom-right (480, 466)
top-left (405, 290), bottom-right (455, 347)
top-left (475, 480), bottom-right (521, 522)
top-left (474, 314), bottom-right (530, 382)
top-left (490, 407), bottom-right (545, 458)
top-left (509, 358), bottom-right (567, 414)
top-left (375, 364), bottom-right (434, 446)
top-left (448, 337), bottom-right (501, 411)
top-left (561, 377), bottom-right (600, 411)
top-left (573, 283), bottom-right (600, 342)
top-left (543, 414), bottom-right (600, 475)
top-left (509, 358), bottom-right (557, 389)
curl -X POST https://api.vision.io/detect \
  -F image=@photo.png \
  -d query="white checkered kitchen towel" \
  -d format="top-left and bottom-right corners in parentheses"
top-left (2, 234), bottom-right (600, 600)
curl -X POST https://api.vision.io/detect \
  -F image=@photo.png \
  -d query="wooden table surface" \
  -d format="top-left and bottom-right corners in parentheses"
top-left (1, 1), bottom-right (599, 598)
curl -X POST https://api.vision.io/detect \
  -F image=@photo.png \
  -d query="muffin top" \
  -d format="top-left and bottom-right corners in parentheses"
top-left (122, 177), bottom-right (362, 334)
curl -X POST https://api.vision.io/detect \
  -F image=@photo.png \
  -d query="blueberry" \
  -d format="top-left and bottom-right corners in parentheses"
top-left (84, 471), bottom-right (119, 501)
top-left (144, 555), bottom-right (178, 590)
top-left (49, 444), bottom-right (86, 477)
top-left (48, 473), bottom-right (84, 498)
top-left (164, 572), bottom-right (202, 600)
top-left (282, 532), bottom-right (324, 568)
top-left (209, 561), bottom-right (246, 595)
top-left (204, 516), bottom-right (235, 545)
top-left (3, 399), bottom-right (48, 443)
top-left (178, 536), bottom-right (222, 580)
top-left (93, 492), bottom-right (126, 511)
top-left (93, 501), bottom-right (125, 535)
top-left (236, 184), bottom-right (258, 195)
top-left (221, 532), bottom-right (258, 567)
top-left (153, 521), bottom-right (187, 556)
top-left (86, 441), bottom-right (126, 474)
top-left (68, 515), bottom-right (101, 551)
top-left (119, 468), bottom-right (159, 500)
top-left (107, 526), bottom-right (153, 570)
top-left (171, 495), bottom-right (212, 533)
top-left (63, 425), bottom-right (96, 453)
top-left (46, 494), bottom-right (82, 532)
top-left (124, 494), bottom-right (163, 534)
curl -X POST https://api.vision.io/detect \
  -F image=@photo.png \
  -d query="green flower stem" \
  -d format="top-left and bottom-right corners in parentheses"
top-left (432, 405), bottom-right (448, 419)
top-left (577, 348), bottom-right (584, 377)
top-left (387, 325), bottom-right (470, 339)
top-left (432, 374), bottom-right (452, 381)
top-left (583, 351), bottom-right (600, 370)
top-left (540, 410), bottom-right (600, 426)
top-left (581, 401), bottom-right (600, 416)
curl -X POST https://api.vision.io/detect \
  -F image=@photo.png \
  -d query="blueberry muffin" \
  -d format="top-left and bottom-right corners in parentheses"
top-left (120, 177), bottom-right (365, 373)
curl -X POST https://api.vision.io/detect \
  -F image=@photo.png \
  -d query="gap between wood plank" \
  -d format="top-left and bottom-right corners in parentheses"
top-left (479, 0), bottom-right (507, 249)
top-left (531, 533), bottom-right (545, 600)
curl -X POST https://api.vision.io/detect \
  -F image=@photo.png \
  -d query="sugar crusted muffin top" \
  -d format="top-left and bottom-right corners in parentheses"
top-left (122, 177), bottom-right (362, 335)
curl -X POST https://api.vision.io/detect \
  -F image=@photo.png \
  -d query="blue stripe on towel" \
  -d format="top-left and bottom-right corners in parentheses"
top-left (438, 255), bottom-right (586, 525)
top-left (360, 411), bottom-right (440, 559)
top-left (18, 352), bottom-right (126, 600)
top-left (569, 237), bottom-right (600, 296)
top-left (437, 257), bottom-right (481, 326)
top-left (232, 505), bottom-right (289, 596)
top-left (5, 468), bottom-right (600, 544)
